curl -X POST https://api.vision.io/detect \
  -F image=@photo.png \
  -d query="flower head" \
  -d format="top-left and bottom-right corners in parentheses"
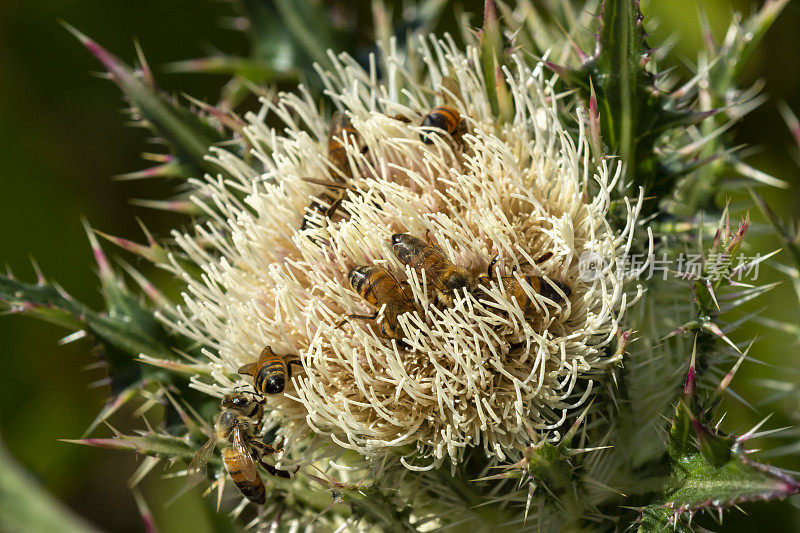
top-left (164, 36), bottom-right (642, 469)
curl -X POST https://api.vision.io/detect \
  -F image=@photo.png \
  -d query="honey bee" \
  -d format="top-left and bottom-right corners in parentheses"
top-left (238, 346), bottom-right (302, 395)
top-left (327, 111), bottom-right (366, 178)
top-left (391, 233), bottom-right (474, 306)
top-left (476, 254), bottom-right (571, 312)
top-left (338, 264), bottom-right (417, 340)
top-left (419, 105), bottom-right (467, 146)
top-left (300, 112), bottom-right (365, 234)
top-left (299, 191), bottom-right (342, 233)
top-left (187, 392), bottom-right (290, 505)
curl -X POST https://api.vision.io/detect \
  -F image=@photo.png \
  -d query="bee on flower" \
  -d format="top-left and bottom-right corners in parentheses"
top-left (164, 37), bottom-right (641, 473)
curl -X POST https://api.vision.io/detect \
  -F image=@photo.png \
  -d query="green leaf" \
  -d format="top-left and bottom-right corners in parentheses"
top-left (478, 1), bottom-right (513, 122)
top-left (0, 275), bottom-right (88, 329)
top-left (642, 362), bottom-right (800, 530)
top-left (272, 0), bottom-right (337, 69)
top-left (65, 432), bottom-right (217, 466)
top-left (592, 0), bottom-right (651, 167)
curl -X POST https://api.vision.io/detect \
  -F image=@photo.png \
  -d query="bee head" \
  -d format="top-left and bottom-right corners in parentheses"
top-left (222, 392), bottom-right (254, 412)
top-left (420, 114), bottom-right (450, 144)
top-left (390, 233), bottom-right (407, 247)
top-left (538, 279), bottom-right (571, 303)
top-left (216, 410), bottom-right (236, 433)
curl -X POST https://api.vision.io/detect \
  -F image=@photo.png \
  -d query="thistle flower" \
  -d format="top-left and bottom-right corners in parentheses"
top-left (4, 1), bottom-right (798, 530)
top-left (162, 37), bottom-right (643, 470)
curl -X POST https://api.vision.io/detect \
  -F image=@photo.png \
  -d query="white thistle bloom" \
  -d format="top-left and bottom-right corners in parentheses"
top-left (162, 36), bottom-right (643, 470)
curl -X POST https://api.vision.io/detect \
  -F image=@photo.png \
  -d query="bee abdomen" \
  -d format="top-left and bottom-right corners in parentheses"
top-left (224, 451), bottom-right (266, 504)
top-left (420, 106), bottom-right (461, 143)
top-left (348, 265), bottom-right (389, 302)
top-left (535, 277), bottom-right (571, 303)
top-left (254, 358), bottom-right (287, 395)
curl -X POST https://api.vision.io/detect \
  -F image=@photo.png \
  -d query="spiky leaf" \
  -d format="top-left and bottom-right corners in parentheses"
top-left (638, 363), bottom-right (800, 531)
top-left (64, 24), bottom-right (225, 180)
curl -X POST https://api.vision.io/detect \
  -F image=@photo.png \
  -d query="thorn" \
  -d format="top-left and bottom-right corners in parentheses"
top-left (133, 40), bottom-right (155, 90)
top-left (182, 93), bottom-right (245, 132)
top-left (132, 489), bottom-right (159, 533)
top-left (614, 329), bottom-right (632, 360)
top-left (62, 22), bottom-right (129, 83)
top-left (560, 398), bottom-right (595, 448)
top-left (737, 414), bottom-right (774, 443)
top-left (588, 77), bottom-right (602, 156)
top-left (84, 384), bottom-right (142, 437)
top-left (95, 229), bottom-right (164, 263)
top-left (60, 437), bottom-right (137, 451)
top-left (88, 376), bottom-right (112, 389)
top-left (28, 255), bottom-right (46, 285)
top-left (523, 483), bottom-right (534, 526)
top-left (778, 101), bottom-right (800, 150)
top-left (116, 259), bottom-right (169, 307)
top-left (684, 336), bottom-right (697, 398)
top-left (726, 213), bottom-right (751, 256)
top-left (543, 61), bottom-right (569, 78)
top-left (482, 0), bottom-right (497, 33)
top-left (708, 341), bottom-right (751, 410)
top-left (58, 330), bottom-right (88, 345)
top-left (81, 218), bottom-right (114, 285)
top-left (114, 161), bottom-right (183, 181)
top-left (129, 198), bottom-right (202, 215)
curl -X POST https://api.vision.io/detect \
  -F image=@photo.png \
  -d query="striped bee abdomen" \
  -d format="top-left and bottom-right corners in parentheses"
top-left (223, 448), bottom-right (266, 504)
top-left (420, 105), bottom-right (462, 144)
top-left (254, 357), bottom-right (287, 394)
top-left (239, 346), bottom-right (292, 395)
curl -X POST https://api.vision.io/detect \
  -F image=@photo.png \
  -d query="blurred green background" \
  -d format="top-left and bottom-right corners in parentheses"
top-left (1, 1), bottom-right (799, 531)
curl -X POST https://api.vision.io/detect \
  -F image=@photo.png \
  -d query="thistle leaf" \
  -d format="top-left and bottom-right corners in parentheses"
top-left (272, 0), bottom-right (337, 69)
top-left (478, 1), bottom-right (513, 121)
top-left (64, 432), bottom-right (215, 466)
top-left (640, 362), bottom-right (800, 530)
top-left (0, 267), bottom-right (177, 394)
top-left (592, 0), bottom-right (652, 165)
top-left (63, 23), bottom-right (225, 179)
top-left (0, 275), bottom-right (87, 329)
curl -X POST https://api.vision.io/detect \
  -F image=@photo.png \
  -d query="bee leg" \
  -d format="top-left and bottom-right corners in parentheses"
top-left (323, 196), bottom-right (343, 220)
top-left (286, 359), bottom-right (303, 381)
top-left (487, 254), bottom-right (500, 278)
top-left (424, 229), bottom-right (437, 247)
top-left (251, 438), bottom-right (280, 456)
top-left (336, 311), bottom-right (379, 329)
top-left (259, 460), bottom-right (293, 479)
top-left (534, 252), bottom-right (553, 264)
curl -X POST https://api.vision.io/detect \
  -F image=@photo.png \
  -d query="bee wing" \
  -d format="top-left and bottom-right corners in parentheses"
top-left (441, 75), bottom-right (464, 107)
top-left (231, 426), bottom-right (258, 482)
top-left (186, 435), bottom-right (217, 484)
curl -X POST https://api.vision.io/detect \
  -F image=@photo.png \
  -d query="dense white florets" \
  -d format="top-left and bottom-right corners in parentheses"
top-left (161, 36), bottom-right (642, 469)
